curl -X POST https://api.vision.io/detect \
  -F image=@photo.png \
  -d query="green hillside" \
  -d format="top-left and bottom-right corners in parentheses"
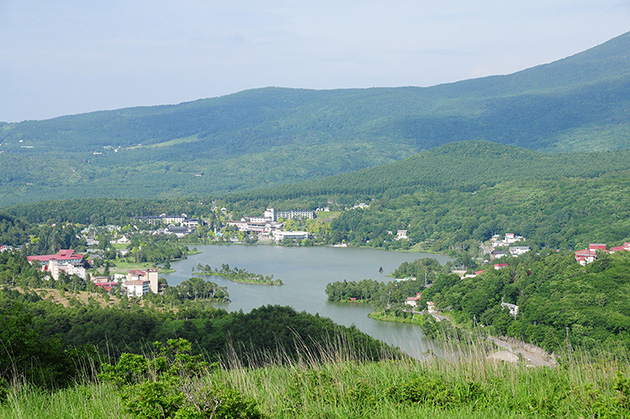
top-left (1, 32), bottom-right (629, 207)
top-left (230, 140), bottom-right (630, 202)
top-left (381, 250), bottom-right (630, 355)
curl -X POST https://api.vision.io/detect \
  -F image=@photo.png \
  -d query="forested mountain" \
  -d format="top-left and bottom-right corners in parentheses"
top-left (1, 32), bottom-right (629, 206)
top-left (229, 140), bottom-right (630, 203)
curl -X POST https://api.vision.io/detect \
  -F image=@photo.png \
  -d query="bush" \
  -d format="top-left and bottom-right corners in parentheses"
top-left (100, 338), bottom-right (263, 418)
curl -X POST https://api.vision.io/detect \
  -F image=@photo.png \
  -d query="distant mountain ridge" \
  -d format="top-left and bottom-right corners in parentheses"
top-left (1, 31), bottom-right (629, 206)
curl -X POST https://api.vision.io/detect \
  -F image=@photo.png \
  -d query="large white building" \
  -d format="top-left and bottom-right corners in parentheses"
top-left (275, 210), bottom-right (314, 221)
top-left (27, 249), bottom-right (85, 280)
top-left (126, 268), bottom-right (159, 295)
top-left (125, 280), bottom-right (150, 297)
top-left (272, 230), bottom-right (310, 243)
top-left (47, 259), bottom-right (86, 280)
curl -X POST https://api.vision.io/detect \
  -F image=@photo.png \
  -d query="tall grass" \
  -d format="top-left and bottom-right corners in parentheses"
top-left (1, 382), bottom-right (124, 419)
top-left (2, 337), bottom-right (629, 418)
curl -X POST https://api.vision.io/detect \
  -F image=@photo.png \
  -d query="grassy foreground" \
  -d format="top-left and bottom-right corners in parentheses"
top-left (2, 345), bottom-right (629, 419)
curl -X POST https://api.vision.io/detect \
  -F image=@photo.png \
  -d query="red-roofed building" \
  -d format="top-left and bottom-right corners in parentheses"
top-left (610, 243), bottom-right (630, 253)
top-left (575, 249), bottom-right (598, 265)
top-left (27, 249), bottom-right (83, 265)
top-left (494, 263), bottom-right (509, 270)
top-left (27, 249), bottom-right (85, 279)
top-left (95, 282), bottom-right (118, 293)
top-left (575, 244), bottom-right (610, 265)
top-left (405, 293), bottom-right (422, 307)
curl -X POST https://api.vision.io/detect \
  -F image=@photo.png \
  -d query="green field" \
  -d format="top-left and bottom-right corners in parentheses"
top-left (89, 261), bottom-right (175, 275)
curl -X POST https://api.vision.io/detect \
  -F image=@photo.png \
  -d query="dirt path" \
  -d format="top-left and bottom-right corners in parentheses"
top-left (488, 336), bottom-right (556, 367)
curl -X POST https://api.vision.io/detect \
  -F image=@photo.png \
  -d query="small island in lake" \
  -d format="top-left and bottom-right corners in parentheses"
top-left (194, 263), bottom-right (283, 285)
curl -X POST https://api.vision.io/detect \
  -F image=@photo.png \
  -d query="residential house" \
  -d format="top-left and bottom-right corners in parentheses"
top-left (167, 225), bottom-right (191, 238)
top-left (610, 242), bottom-right (630, 253)
top-left (396, 230), bottom-right (408, 240)
top-left (491, 249), bottom-right (508, 260)
top-left (405, 293), bottom-right (422, 307)
top-left (125, 280), bottom-right (150, 297)
top-left (275, 209), bottom-right (314, 221)
top-left (509, 246), bottom-right (531, 257)
top-left (575, 244), bottom-right (609, 265)
top-left (95, 282), bottom-right (118, 293)
top-left (113, 236), bottom-right (131, 245)
top-left (501, 298), bottom-right (519, 318)
top-left (491, 233), bottom-right (525, 247)
top-left (47, 259), bottom-right (86, 280)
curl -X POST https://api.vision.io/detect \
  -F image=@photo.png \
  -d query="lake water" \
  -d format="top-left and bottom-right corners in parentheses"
top-left (162, 244), bottom-right (452, 358)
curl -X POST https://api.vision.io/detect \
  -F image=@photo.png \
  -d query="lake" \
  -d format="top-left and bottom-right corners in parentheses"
top-left (162, 244), bottom-right (452, 358)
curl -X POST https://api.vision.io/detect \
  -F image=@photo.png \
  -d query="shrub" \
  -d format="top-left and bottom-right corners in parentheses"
top-left (100, 338), bottom-right (263, 418)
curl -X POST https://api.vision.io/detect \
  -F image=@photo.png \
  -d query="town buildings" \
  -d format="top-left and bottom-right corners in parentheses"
top-left (226, 207), bottom-right (314, 242)
top-left (137, 213), bottom-right (200, 229)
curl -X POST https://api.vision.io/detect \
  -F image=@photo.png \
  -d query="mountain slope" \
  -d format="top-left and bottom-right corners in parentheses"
top-left (1, 32), bottom-right (629, 206)
top-left (229, 140), bottom-right (630, 203)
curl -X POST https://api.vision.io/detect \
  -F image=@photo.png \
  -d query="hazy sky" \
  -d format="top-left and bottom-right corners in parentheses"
top-left (1, 1), bottom-right (628, 122)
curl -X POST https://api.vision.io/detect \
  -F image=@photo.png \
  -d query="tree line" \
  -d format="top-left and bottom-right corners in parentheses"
top-left (0, 287), bottom-right (398, 391)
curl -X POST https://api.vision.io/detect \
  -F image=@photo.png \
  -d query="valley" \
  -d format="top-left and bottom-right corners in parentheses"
top-left (2, 31), bottom-right (630, 418)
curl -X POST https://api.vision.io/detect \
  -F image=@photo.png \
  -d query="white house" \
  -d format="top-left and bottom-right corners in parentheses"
top-left (509, 246), bottom-right (531, 257)
top-left (501, 298), bottom-right (519, 318)
top-left (113, 236), bottom-right (131, 245)
top-left (47, 259), bottom-right (86, 280)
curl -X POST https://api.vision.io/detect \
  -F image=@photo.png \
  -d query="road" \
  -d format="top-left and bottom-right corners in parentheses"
top-left (487, 336), bottom-right (556, 367)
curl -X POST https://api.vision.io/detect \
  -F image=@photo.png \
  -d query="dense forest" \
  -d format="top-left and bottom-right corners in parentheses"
top-left (1, 32), bottom-right (629, 206)
top-left (194, 263), bottom-right (283, 285)
top-left (325, 258), bottom-right (444, 305)
top-left (230, 140), bottom-right (630, 203)
top-left (3, 197), bottom-right (216, 225)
